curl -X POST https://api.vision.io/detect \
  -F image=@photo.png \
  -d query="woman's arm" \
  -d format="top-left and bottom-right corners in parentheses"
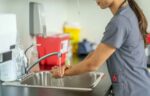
top-left (51, 43), bottom-right (116, 77)
top-left (84, 52), bottom-right (94, 60)
top-left (64, 43), bottom-right (116, 76)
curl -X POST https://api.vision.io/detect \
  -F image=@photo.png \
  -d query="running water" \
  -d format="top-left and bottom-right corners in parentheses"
top-left (57, 56), bottom-right (64, 87)
top-left (50, 54), bottom-right (64, 87)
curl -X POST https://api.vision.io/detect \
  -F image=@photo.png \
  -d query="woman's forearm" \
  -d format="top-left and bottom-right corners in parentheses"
top-left (84, 52), bottom-right (94, 60)
top-left (64, 59), bottom-right (93, 76)
top-left (64, 52), bottom-right (95, 76)
top-left (64, 43), bottom-right (116, 76)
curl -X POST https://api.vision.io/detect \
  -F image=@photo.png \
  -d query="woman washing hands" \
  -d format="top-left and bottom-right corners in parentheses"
top-left (50, 48), bottom-right (111, 78)
top-left (51, 0), bottom-right (150, 96)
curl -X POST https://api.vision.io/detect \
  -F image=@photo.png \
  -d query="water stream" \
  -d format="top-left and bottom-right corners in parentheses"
top-left (50, 56), bottom-right (64, 87)
top-left (57, 56), bottom-right (64, 87)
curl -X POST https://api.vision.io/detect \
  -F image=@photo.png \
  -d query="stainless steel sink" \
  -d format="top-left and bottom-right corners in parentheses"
top-left (3, 71), bottom-right (104, 91)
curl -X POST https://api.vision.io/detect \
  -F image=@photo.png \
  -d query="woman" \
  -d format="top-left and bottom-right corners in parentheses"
top-left (51, 0), bottom-right (150, 96)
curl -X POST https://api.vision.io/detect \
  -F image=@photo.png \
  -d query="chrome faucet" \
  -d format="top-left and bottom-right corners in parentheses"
top-left (25, 52), bottom-right (61, 73)
top-left (23, 43), bottom-right (62, 74)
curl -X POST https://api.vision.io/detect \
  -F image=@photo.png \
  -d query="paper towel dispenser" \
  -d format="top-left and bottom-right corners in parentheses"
top-left (29, 2), bottom-right (46, 37)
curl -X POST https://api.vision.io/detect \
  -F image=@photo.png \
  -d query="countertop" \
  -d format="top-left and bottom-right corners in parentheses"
top-left (0, 56), bottom-right (112, 96)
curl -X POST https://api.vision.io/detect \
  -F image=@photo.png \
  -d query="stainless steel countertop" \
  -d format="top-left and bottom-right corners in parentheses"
top-left (0, 56), bottom-right (112, 96)
top-left (1, 64), bottom-right (111, 96)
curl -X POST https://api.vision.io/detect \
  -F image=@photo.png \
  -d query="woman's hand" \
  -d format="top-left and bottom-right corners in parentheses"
top-left (50, 65), bottom-right (68, 78)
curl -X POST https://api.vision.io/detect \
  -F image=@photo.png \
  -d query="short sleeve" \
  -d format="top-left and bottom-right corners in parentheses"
top-left (101, 16), bottom-right (129, 49)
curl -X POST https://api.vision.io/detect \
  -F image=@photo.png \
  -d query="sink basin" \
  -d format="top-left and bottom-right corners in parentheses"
top-left (3, 71), bottom-right (104, 91)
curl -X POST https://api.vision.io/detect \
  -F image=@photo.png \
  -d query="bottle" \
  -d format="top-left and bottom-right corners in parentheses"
top-left (14, 45), bottom-right (27, 79)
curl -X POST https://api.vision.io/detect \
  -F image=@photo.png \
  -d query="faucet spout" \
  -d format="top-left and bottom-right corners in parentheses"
top-left (26, 52), bottom-right (61, 73)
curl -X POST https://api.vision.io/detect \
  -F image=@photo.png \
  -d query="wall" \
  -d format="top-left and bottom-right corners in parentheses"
top-left (0, 0), bottom-right (30, 49)
top-left (136, 0), bottom-right (150, 32)
top-left (66, 0), bottom-right (112, 43)
top-left (0, 0), bottom-right (149, 48)
top-left (0, 0), bottom-right (70, 49)
top-left (29, 0), bottom-right (69, 35)
top-left (30, 0), bottom-right (113, 44)
top-left (66, 0), bottom-right (150, 43)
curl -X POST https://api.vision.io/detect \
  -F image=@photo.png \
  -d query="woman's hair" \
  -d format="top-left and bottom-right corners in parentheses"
top-left (128, 0), bottom-right (148, 47)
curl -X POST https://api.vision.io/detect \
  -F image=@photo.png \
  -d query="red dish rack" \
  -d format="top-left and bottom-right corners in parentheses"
top-left (36, 34), bottom-right (70, 71)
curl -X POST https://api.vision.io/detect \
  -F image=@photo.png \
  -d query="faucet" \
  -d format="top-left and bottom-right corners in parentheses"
top-left (25, 52), bottom-right (62, 73)
top-left (23, 43), bottom-right (61, 73)
top-left (22, 43), bottom-right (62, 74)
top-left (2, 44), bottom-right (62, 81)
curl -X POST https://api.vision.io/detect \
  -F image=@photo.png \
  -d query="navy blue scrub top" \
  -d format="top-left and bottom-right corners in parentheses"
top-left (101, 5), bottom-right (150, 96)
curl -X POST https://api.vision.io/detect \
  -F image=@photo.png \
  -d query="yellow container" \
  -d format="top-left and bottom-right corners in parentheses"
top-left (63, 26), bottom-right (80, 54)
top-left (64, 26), bottom-right (80, 43)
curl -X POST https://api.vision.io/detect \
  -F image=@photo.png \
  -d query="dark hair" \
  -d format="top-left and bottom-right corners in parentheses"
top-left (128, 0), bottom-right (148, 47)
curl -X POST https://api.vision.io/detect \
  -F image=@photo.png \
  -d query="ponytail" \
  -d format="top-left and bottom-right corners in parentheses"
top-left (128, 0), bottom-right (148, 47)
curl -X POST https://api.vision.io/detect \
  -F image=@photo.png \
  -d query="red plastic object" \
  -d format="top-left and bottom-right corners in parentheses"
top-left (36, 34), bottom-right (70, 71)
top-left (146, 34), bottom-right (150, 44)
